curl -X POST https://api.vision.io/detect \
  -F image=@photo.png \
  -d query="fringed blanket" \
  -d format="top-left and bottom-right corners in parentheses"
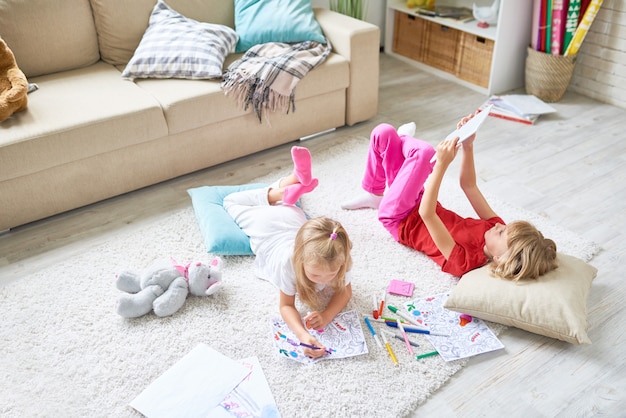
top-left (221, 39), bottom-right (332, 123)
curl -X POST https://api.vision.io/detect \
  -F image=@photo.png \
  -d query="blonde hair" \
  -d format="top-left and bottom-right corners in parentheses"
top-left (292, 216), bottom-right (352, 310)
top-left (490, 220), bottom-right (558, 281)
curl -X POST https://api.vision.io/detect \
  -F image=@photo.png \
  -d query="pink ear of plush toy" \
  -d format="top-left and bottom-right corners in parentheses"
top-left (0, 38), bottom-right (28, 123)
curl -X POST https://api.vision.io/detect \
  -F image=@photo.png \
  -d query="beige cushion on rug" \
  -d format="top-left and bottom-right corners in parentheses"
top-left (444, 253), bottom-right (597, 345)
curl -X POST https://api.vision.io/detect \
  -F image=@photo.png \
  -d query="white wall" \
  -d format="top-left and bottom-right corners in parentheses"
top-left (311, 0), bottom-right (386, 46)
top-left (567, 0), bottom-right (626, 109)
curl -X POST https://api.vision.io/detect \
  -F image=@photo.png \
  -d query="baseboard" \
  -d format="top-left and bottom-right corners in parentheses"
top-left (299, 127), bottom-right (336, 141)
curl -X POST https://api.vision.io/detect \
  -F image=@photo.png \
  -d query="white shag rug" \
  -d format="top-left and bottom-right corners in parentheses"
top-left (0, 137), bottom-right (598, 418)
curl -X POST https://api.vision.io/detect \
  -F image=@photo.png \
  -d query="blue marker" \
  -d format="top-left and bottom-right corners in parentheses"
top-left (363, 317), bottom-right (383, 348)
top-left (384, 321), bottom-right (449, 337)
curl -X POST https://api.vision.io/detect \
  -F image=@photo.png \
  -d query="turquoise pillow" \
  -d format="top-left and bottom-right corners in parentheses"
top-left (188, 184), bottom-right (267, 255)
top-left (234, 0), bottom-right (326, 53)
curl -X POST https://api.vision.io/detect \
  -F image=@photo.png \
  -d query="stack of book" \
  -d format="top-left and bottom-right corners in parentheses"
top-left (479, 94), bottom-right (557, 125)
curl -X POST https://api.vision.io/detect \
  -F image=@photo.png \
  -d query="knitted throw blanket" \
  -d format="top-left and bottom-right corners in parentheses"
top-left (221, 39), bottom-right (331, 123)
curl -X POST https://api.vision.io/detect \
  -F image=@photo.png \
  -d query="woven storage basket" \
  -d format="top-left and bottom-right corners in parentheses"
top-left (456, 32), bottom-right (494, 88)
top-left (525, 47), bottom-right (577, 102)
top-left (423, 21), bottom-right (460, 74)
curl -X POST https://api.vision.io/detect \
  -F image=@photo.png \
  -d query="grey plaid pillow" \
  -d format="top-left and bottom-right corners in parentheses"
top-left (121, 0), bottom-right (238, 80)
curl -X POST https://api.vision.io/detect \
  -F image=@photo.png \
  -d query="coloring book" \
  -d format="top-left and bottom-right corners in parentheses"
top-left (405, 293), bottom-right (504, 362)
top-left (270, 309), bottom-right (368, 364)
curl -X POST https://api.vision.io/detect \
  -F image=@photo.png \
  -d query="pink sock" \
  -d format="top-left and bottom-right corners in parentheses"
top-left (283, 178), bottom-right (319, 205)
top-left (291, 146), bottom-right (313, 186)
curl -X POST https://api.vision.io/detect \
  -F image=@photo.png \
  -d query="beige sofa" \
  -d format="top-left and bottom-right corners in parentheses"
top-left (0, 0), bottom-right (379, 231)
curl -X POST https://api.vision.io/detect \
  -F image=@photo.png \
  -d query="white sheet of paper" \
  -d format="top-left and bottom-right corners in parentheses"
top-left (215, 356), bottom-right (281, 417)
top-left (130, 343), bottom-right (251, 418)
top-left (430, 105), bottom-right (493, 163)
top-left (501, 94), bottom-right (556, 115)
top-left (445, 104), bottom-right (493, 143)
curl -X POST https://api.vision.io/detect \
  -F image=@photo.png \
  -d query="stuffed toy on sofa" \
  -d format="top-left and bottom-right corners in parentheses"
top-left (115, 256), bottom-right (223, 318)
top-left (0, 38), bottom-right (28, 122)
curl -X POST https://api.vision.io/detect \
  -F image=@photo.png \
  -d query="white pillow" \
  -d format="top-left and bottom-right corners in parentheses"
top-left (121, 0), bottom-right (238, 80)
top-left (444, 253), bottom-right (597, 344)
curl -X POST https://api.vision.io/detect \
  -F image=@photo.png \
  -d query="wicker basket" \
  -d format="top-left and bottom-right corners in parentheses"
top-left (456, 32), bottom-right (494, 88)
top-left (423, 21), bottom-right (460, 74)
top-left (393, 11), bottom-right (428, 62)
top-left (525, 47), bottom-right (577, 102)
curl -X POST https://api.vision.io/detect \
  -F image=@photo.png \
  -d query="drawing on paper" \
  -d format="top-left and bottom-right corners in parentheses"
top-left (220, 356), bottom-right (281, 417)
top-left (405, 293), bottom-right (504, 362)
top-left (270, 309), bottom-right (368, 364)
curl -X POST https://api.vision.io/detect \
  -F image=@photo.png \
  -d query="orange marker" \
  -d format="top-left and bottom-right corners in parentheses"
top-left (372, 295), bottom-right (379, 319)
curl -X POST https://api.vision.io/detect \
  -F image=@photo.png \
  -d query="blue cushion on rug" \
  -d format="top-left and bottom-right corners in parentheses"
top-left (188, 184), bottom-right (267, 255)
top-left (234, 0), bottom-right (326, 53)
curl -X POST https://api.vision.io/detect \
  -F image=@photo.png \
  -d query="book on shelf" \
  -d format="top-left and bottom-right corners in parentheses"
top-left (550, 0), bottom-right (567, 55)
top-left (531, 0), bottom-right (541, 50)
top-left (563, 0), bottom-right (582, 55)
top-left (545, 0), bottom-right (553, 53)
top-left (479, 95), bottom-right (557, 125)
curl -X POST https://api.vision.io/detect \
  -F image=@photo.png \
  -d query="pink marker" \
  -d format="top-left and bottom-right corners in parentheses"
top-left (396, 318), bottom-right (414, 356)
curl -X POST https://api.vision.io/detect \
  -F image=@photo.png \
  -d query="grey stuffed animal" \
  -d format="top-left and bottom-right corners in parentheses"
top-left (115, 257), bottom-right (222, 318)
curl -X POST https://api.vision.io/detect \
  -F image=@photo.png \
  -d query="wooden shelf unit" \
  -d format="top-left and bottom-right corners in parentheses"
top-left (384, 0), bottom-right (532, 95)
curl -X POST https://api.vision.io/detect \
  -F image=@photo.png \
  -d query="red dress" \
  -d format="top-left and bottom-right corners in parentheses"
top-left (398, 202), bottom-right (504, 277)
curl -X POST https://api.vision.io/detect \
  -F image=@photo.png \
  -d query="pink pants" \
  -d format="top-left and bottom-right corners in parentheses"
top-left (362, 123), bottom-right (436, 241)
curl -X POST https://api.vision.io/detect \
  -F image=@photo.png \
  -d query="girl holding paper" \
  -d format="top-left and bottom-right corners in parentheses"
top-left (224, 146), bottom-right (353, 359)
top-left (342, 113), bottom-right (557, 280)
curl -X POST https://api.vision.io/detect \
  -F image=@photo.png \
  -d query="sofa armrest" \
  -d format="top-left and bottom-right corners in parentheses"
top-left (314, 8), bottom-right (380, 126)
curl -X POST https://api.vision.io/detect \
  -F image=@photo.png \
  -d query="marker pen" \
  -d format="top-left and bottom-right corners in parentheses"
top-left (416, 350), bottom-right (439, 360)
top-left (387, 305), bottom-right (427, 329)
top-left (396, 317), bottom-right (414, 355)
top-left (382, 330), bottom-right (419, 347)
top-left (299, 342), bottom-right (333, 355)
top-left (383, 321), bottom-right (449, 337)
top-left (380, 328), bottom-right (398, 365)
top-left (363, 317), bottom-right (382, 348)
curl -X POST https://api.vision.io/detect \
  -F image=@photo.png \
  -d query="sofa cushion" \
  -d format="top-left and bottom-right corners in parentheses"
top-left (90, 0), bottom-right (236, 66)
top-left (0, 0), bottom-right (100, 78)
top-left (234, 0), bottom-right (326, 53)
top-left (0, 62), bottom-right (168, 182)
top-left (135, 52), bottom-right (349, 135)
top-left (121, 0), bottom-right (238, 80)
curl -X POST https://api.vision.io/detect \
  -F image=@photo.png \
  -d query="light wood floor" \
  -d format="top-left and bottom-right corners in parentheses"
top-left (1, 54), bottom-right (624, 417)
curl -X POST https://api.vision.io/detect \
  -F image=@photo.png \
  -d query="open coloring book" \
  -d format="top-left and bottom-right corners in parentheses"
top-left (405, 293), bottom-right (504, 362)
top-left (270, 309), bottom-right (368, 364)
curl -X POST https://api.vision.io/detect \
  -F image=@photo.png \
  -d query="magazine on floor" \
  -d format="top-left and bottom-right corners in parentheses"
top-left (479, 94), bottom-right (557, 125)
